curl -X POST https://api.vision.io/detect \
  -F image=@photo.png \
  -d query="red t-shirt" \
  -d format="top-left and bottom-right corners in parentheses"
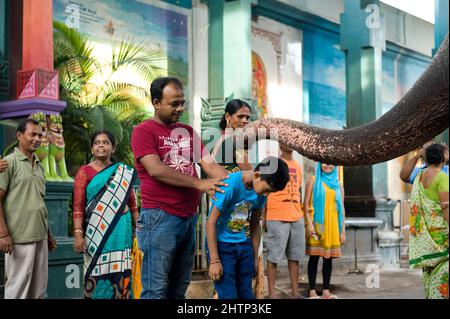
top-left (131, 119), bottom-right (206, 218)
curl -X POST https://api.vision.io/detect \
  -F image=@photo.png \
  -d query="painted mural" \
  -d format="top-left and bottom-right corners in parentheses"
top-left (379, 50), bottom-right (429, 197)
top-left (252, 51), bottom-right (268, 119)
top-left (382, 51), bottom-right (429, 115)
top-left (53, 0), bottom-right (190, 122)
top-left (303, 29), bottom-right (346, 130)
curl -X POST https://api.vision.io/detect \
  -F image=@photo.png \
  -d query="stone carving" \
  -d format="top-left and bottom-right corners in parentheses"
top-left (30, 112), bottom-right (73, 182)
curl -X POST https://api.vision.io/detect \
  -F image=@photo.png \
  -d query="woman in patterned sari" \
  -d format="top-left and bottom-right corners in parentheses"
top-left (72, 131), bottom-right (138, 299)
top-left (409, 143), bottom-right (449, 299)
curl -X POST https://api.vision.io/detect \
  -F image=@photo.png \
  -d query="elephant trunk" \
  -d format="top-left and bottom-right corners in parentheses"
top-left (243, 34), bottom-right (449, 166)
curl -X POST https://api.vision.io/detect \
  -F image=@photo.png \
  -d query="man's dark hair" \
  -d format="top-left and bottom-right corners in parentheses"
top-left (425, 143), bottom-right (445, 165)
top-left (254, 156), bottom-right (290, 191)
top-left (150, 77), bottom-right (183, 104)
top-left (17, 118), bottom-right (40, 134)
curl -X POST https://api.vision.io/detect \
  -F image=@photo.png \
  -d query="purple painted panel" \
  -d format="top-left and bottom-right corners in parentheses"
top-left (0, 98), bottom-right (67, 119)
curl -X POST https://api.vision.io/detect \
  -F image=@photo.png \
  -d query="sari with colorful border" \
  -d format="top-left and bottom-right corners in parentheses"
top-left (83, 162), bottom-right (137, 299)
top-left (409, 172), bottom-right (449, 299)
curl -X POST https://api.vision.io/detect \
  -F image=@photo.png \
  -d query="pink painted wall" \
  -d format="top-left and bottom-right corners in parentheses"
top-left (22, 0), bottom-right (53, 70)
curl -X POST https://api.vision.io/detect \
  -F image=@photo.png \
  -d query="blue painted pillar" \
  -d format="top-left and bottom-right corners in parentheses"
top-left (201, 0), bottom-right (255, 142)
top-left (206, 0), bottom-right (253, 100)
top-left (340, 0), bottom-right (387, 217)
top-left (434, 0), bottom-right (449, 144)
top-left (434, 0), bottom-right (449, 56)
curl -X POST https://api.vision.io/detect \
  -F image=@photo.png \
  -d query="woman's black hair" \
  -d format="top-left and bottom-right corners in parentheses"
top-left (91, 130), bottom-right (116, 148)
top-left (425, 143), bottom-right (445, 166)
top-left (219, 99), bottom-right (251, 131)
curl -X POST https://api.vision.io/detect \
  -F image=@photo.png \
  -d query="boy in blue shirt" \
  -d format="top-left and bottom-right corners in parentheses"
top-left (206, 156), bottom-right (290, 299)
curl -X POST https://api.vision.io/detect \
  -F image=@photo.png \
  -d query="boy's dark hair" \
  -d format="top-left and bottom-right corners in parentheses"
top-left (150, 77), bottom-right (183, 104)
top-left (17, 118), bottom-right (39, 134)
top-left (425, 143), bottom-right (445, 165)
top-left (254, 156), bottom-right (290, 191)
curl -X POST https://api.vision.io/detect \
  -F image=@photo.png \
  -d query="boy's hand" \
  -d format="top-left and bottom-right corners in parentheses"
top-left (209, 262), bottom-right (223, 281)
top-left (262, 217), bottom-right (267, 232)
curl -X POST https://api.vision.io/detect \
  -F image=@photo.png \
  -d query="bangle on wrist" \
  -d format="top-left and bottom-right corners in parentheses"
top-left (0, 232), bottom-right (9, 239)
top-left (73, 229), bottom-right (83, 236)
top-left (210, 259), bottom-right (221, 264)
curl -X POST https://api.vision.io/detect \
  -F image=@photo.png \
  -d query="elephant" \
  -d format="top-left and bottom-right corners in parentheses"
top-left (239, 34), bottom-right (449, 166)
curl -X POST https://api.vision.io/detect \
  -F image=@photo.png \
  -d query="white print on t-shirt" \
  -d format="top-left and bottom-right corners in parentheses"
top-left (159, 136), bottom-right (192, 150)
top-left (162, 151), bottom-right (195, 176)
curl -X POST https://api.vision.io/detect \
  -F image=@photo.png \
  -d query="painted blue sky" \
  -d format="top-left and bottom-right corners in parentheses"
top-left (303, 29), bottom-right (347, 129)
top-left (53, 0), bottom-right (189, 61)
top-left (382, 51), bottom-right (429, 114)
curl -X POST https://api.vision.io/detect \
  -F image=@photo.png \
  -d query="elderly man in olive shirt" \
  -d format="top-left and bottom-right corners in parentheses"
top-left (0, 118), bottom-right (56, 299)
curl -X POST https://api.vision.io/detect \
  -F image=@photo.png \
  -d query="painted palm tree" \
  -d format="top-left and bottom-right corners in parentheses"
top-left (53, 20), bottom-right (167, 174)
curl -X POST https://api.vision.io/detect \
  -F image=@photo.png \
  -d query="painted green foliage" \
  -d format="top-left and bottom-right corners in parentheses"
top-left (53, 21), bottom-right (167, 175)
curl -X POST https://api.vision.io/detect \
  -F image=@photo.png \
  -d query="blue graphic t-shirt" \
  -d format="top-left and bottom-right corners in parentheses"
top-left (209, 172), bottom-right (267, 243)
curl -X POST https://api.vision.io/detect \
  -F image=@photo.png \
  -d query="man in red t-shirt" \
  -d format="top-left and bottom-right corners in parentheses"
top-left (131, 77), bottom-right (228, 299)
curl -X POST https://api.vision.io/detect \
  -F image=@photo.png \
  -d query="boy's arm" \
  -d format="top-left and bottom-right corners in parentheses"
top-left (140, 154), bottom-right (227, 200)
top-left (206, 205), bottom-right (223, 281)
top-left (250, 208), bottom-right (263, 261)
top-left (200, 154), bottom-right (229, 179)
top-left (261, 205), bottom-right (268, 232)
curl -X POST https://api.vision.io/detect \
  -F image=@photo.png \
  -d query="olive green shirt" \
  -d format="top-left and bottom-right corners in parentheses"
top-left (0, 148), bottom-right (48, 243)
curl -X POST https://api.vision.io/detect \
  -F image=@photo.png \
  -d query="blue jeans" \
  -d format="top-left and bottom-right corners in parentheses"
top-left (209, 240), bottom-right (255, 299)
top-left (136, 208), bottom-right (197, 299)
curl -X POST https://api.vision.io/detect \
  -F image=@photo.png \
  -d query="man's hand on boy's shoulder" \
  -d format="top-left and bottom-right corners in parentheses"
top-left (196, 177), bottom-right (229, 201)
